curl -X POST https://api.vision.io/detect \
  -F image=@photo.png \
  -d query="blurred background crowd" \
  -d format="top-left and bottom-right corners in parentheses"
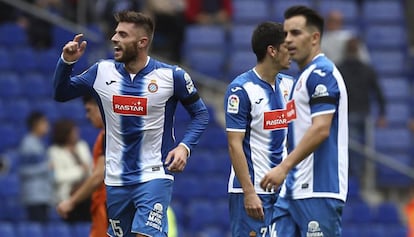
top-left (0, 0), bottom-right (413, 236)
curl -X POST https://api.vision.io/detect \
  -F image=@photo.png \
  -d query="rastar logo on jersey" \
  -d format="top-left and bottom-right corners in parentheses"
top-left (286, 100), bottom-right (297, 121)
top-left (263, 109), bottom-right (288, 130)
top-left (113, 95), bottom-right (148, 116)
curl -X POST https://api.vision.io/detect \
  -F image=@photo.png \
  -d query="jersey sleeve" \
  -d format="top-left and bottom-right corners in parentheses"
top-left (53, 57), bottom-right (99, 102)
top-left (224, 84), bottom-right (250, 132)
top-left (172, 67), bottom-right (209, 154)
top-left (306, 68), bottom-right (340, 116)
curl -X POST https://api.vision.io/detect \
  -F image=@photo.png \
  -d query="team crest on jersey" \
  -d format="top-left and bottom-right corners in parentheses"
top-left (227, 94), bottom-right (239, 114)
top-left (112, 95), bottom-right (148, 116)
top-left (184, 73), bottom-right (195, 94)
top-left (312, 84), bottom-right (329, 98)
top-left (148, 80), bottom-right (158, 93)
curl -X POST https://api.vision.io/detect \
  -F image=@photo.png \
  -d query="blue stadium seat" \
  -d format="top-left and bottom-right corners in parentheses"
top-left (0, 222), bottom-right (14, 236)
top-left (52, 26), bottom-right (75, 49)
top-left (3, 197), bottom-right (26, 221)
top-left (375, 128), bottom-right (411, 152)
top-left (346, 201), bottom-right (374, 224)
top-left (384, 102), bottom-right (410, 126)
top-left (365, 25), bottom-right (407, 50)
top-left (16, 222), bottom-right (44, 237)
top-left (187, 200), bottom-right (217, 231)
top-left (11, 47), bottom-right (39, 72)
top-left (0, 47), bottom-right (11, 70)
top-left (4, 99), bottom-right (32, 124)
top-left (362, 1), bottom-right (404, 24)
top-left (46, 222), bottom-right (72, 237)
top-left (22, 72), bottom-right (52, 99)
top-left (229, 24), bottom-right (256, 49)
top-left (0, 124), bottom-right (22, 152)
top-left (38, 49), bottom-right (60, 74)
top-left (318, 0), bottom-right (358, 24)
top-left (199, 226), bottom-right (226, 237)
top-left (0, 174), bottom-right (20, 197)
top-left (79, 124), bottom-right (100, 148)
top-left (379, 78), bottom-right (410, 101)
top-left (341, 224), bottom-right (359, 237)
top-left (374, 202), bottom-right (401, 224)
top-left (376, 155), bottom-right (413, 187)
top-left (370, 50), bottom-right (406, 76)
top-left (74, 222), bottom-right (91, 237)
top-left (0, 23), bottom-right (27, 47)
top-left (272, 0), bottom-right (313, 22)
top-left (33, 99), bottom-right (61, 122)
top-left (227, 50), bottom-right (256, 81)
top-left (203, 175), bottom-right (228, 200)
top-left (185, 49), bottom-right (226, 78)
top-left (214, 198), bottom-right (231, 231)
top-left (57, 99), bottom-right (87, 122)
top-left (232, 0), bottom-right (269, 24)
top-left (0, 72), bottom-right (21, 99)
top-left (173, 176), bottom-right (204, 202)
top-left (184, 25), bottom-right (226, 49)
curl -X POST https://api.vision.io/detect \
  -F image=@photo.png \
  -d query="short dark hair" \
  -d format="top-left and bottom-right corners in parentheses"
top-left (284, 5), bottom-right (324, 37)
top-left (82, 93), bottom-right (96, 105)
top-left (51, 119), bottom-right (76, 146)
top-left (114, 10), bottom-right (154, 40)
top-left (26, 111), bottom-right (46, 131)
top-left (251, 22), bottom-right (286, 62)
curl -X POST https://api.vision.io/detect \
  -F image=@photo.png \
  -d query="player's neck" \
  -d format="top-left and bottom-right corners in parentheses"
top-left (124, 53), bottom-right (149, 74)
top-left (299, 47), bottom-right (321, 70)
top-left (255, 63), bottom-right (278, 85)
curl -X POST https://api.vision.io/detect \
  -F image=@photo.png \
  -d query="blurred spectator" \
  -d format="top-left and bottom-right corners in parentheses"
top-left (185, 0), bottom-right (232, 25)
top-left (95, 0), bottom-right (143, 39)
top-left (0, 2), bottom-right (18, 24)
top-left (144, 0), bottom-right (186, 62)
top-left (20, 0), bottom-right (61, 49)
top-left (48, 118), bottom-right (92, 222)
top-left (338, 37), bottom-right (386, 177)
top-left (18, 111), bottom-right (53, 223)
top-left (321, 10), bottom-right (370, 64)
top-left (406, 187), bottom-right (414, 237)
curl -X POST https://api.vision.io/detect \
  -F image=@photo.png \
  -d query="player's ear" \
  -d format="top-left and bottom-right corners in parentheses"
top-left (138, 36), bottom-right (149, 49)
top-left (267, 45), bottom-right (277, 57)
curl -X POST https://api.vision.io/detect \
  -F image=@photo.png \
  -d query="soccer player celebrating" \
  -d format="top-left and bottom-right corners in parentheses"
top-left (224, 22), bottom-right (293, 237)
top-left (260, 6), bottom-right (348, 237)
top-left (53, 11), bottom-right (209, 237)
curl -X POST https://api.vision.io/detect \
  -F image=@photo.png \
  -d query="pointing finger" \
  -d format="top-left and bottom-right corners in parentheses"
top-left (73, 33), bottom-right (84, 43)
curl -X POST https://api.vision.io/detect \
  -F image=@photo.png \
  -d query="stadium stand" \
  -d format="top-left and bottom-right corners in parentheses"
top-left (0, 0), bottom-right (412, 236)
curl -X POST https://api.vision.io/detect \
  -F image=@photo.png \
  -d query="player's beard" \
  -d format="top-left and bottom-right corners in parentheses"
top-left (115, 43), bottom-right (139, 64)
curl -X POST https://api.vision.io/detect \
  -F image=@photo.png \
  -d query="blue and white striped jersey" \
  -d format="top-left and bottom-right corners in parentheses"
top-left (53, 56), bottom-right (209, 186)
top-left (225, 68), bottom-right (293, 194)
top-left (280, 54), bottom-right (349, 202)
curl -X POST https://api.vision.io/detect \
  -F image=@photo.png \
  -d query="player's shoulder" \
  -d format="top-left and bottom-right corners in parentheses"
top-left (309, 54), bottom-right (336, 78)
top-left (228, 70), bottom-right (254, 87)
top-left (277, 72), bottom-right (294, 82)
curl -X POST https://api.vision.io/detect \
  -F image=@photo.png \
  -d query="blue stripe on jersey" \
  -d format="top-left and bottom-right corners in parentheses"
top-left (161, 97), bottom-right (177, 175)
top-left (313, 111), bottom-right (340, 193)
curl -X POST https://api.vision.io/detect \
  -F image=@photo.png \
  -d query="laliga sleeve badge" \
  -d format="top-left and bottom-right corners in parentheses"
top-left (148, 80), bottom-right (158, 93)
top-left (227, 94), bottom-right (240, 114)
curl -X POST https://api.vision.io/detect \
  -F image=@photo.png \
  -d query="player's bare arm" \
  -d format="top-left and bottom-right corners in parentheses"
top-left (260, 113), bottom-right (334, 191)
top-left (62, 33), bottom-right (87, 63)
top-left (228, 131), bottom-right (264, 220)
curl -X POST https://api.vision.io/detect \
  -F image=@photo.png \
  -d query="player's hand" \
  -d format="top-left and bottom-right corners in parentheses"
top-left (260, 165), bottom-right (288, 192)
top-left (62, 34), bottom-right (87, 63)
top-left (56, 200), bottom-right (74, 219)
top-left (164, 144), bottom-right (188, 172)
top-left (244, 192), bottom-right (264, 220)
